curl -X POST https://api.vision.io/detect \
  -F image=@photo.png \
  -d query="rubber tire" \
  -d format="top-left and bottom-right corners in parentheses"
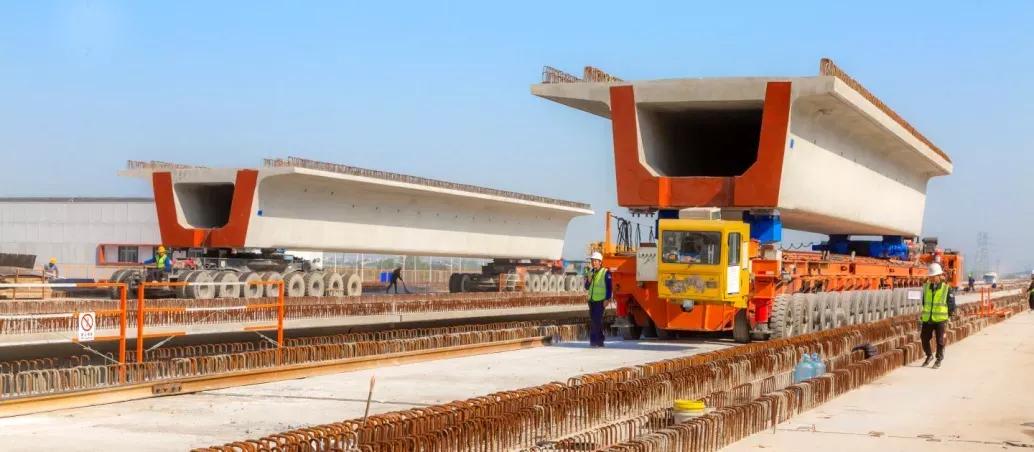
top-left (449, 273), bottom-right (461, 293)
top-left (176, 270), bottom-right (196, 299)
top-left (239, 272), bottom-right (263, 299)
top-left (528, 274), bottom-right (542, 293)
top-left (768, 294), bottom-right (795, 339)
top-left (215, 271), bottom-right (241, 299)
top-left (459, 274), bottom-right (473, 293)
top-left (545, 274), bottom-right (558, 292)
top-left (733, 309), bottom-right (751, 343)
top-left (343, 272), bottom-right (362, 296)
top-left (620, 319), bottom-right (644, 341)
top-left (641, 314), bottom-right (657, 337)
top-left (186, 270), bottom-right (215, 300)
top-left (324, 272), bottom-right (345, 297)
top-left (304, 271), bottom-right (325, 297)
top-left (108, 269), bottom-right (129, 299)
top-left (283, 271), bottom-right (306, 298)
top-left (261, 272), bottom-right (282, 298)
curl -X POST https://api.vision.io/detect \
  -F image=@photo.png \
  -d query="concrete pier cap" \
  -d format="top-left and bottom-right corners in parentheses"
top-left (120, 157), bottom-right (593, 259)
top-left (533, 60), bottom-right (952, 237)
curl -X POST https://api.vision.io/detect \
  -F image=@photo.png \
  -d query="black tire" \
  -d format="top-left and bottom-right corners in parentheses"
top-left (655, 326), bottom-right (675, 340)
top-left (108, 269), bottom-right (129, 299)
top-left (459, 274), bottom-right (473, 293)
top-left (619, 316), bottom-right (644, 340)
top-left (733, 309), bottom-right (751, 343)
top-left (448, 273), bottom-right (460, 293)
top-left (768, 295), bottom-right (794, 339)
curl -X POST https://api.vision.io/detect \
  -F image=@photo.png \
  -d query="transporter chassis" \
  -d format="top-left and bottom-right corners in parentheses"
top-left (108, 248), bottom-right (362, 299)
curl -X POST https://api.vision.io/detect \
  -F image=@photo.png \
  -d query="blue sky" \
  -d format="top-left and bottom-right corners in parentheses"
top-left (1, 1), bottom-right (1032, 271)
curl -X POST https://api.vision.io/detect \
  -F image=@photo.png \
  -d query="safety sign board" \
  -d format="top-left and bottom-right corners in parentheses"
top-left (907, 291), bottom-right (922, 301)
top-left (77, 311), bottom-right (96, 342)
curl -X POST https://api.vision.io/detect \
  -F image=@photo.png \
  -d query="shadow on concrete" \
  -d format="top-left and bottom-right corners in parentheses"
top-left (551, 340), bottom-right (708, 352)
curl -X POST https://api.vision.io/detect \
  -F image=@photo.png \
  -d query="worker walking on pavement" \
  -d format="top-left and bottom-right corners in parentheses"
top-left (584, 252), bottom-right (611, 348)
top-left (1026, 271), bottom-right (1034, 311)
top-left (386, 266), bottom-right (406, 294)
top-left (42, 258), bottom-right (59, 281)
top-left (920, 263), bottom-right (956, 369)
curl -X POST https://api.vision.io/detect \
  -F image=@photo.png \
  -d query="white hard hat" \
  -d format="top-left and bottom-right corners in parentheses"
top-left (928, 263), bottom-right (943, 277)
top-left (590, 251), bottom-right (603, 261)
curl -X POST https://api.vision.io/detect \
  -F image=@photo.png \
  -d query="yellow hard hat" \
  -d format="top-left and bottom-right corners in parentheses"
top-left (49, 257), bottom-right (57, 264)
top-left (157, 246), bottom-right (166, 253)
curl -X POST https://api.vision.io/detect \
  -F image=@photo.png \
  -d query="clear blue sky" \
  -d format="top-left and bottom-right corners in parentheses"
top-left (1, 1), bottom-right (1032, 272)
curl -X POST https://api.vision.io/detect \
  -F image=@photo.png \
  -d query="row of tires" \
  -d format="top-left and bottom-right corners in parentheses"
top-left (523, 273), bottom-right (585, 293)
top-left (109, 269), bottom-right (363, 299)
top-left (768, 288), bottom-right (924, 339)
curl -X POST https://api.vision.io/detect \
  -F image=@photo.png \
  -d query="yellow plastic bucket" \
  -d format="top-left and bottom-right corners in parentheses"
top-left (673, 399), bottom-right (707, 423)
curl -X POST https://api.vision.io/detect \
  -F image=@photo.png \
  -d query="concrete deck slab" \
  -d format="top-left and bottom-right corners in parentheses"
top-left (0, 337), bottom-right (734, 451)
top-left (727, 310), bottom-right (1034, 451)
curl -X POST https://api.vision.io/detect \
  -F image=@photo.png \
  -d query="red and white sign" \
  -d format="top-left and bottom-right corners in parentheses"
top-left (77, 312), bottom-right (96, 342)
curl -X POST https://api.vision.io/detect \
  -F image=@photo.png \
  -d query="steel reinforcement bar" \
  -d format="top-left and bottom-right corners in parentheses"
top-left (0, 293), bottom-right (585, 335)
top-left (0, 319), bottom-right (589, 406)
top-left (194, 295), bottom-right (1026, 451)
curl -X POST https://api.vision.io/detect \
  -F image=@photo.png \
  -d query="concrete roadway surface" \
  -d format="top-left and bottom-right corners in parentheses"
top-left (728, 310), bottom-right (1034, 451)
top-left (0, 289), bottom-right (1020, 451)
top-left (0, 336), bottom-right (735, 451)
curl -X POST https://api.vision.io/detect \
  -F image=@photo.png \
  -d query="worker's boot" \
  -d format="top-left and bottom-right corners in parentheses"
top-left (932, 359), bottom-right (942, 369)
top-left (921, 356), bottom-right (933, 367)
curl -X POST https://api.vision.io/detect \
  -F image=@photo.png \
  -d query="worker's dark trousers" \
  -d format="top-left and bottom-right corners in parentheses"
top-left (588, 301), bottom-right (605, 346)
top-left (386, 280), bottom-right (398, 293)
top-left (920, 321), bottom-right (947, 361)
top-left (1028, 294), bottom-right (1034, 311)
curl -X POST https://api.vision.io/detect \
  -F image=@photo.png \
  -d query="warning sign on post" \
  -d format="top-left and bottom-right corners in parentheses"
top-left (77, 311), bottom-right (96, 342)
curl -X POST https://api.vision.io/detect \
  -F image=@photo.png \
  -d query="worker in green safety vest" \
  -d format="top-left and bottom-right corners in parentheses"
top-left (583, 251), bottom-right (612, 348)
top-left (1026, 270), bottom-right (1034, 311)
top-left (920, 263), bottom-right (956, 369)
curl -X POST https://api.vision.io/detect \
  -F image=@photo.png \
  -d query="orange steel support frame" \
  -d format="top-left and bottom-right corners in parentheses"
top-left (0, 282), bottom-right (128, 381)
top-left (134, 280), bottom-right (285, 363)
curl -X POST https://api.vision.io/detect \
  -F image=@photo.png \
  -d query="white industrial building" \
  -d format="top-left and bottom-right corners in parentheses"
top-left (0, 197), bottom-right (486, 286)
top-left (0, 198), bottom-right (160, 279)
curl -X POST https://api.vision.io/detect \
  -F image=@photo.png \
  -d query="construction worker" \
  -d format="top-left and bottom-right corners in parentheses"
top-left (967, 273), bottom-right (975, 292)
top-left (584, 251), bottom-right (611, 348)
top-left (42, 258), bottom-right (59, 281)
top-left (920, 263), bottom-right (956, 369)
top-left (1027, 271), bottom-right (1034, 311)
top-left (144, 246), bottom-right (172, 271)
top-left (386, 266), bottom-right (404, 294)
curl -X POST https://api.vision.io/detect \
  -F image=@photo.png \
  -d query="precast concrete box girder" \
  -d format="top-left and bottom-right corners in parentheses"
top-left (532, 60), bottom-right (951, 237)
top-left (122, 157), bottom-right (593, 260)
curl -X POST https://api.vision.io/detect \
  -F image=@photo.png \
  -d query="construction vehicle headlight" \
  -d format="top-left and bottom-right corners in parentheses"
top-left (681, 299), bottom-right (695, 312)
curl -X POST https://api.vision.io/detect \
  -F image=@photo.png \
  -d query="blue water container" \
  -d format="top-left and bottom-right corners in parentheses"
top-left (793, 354), bottom-right (814, 383)
top-left (811, 352), bottom-right (827, 376)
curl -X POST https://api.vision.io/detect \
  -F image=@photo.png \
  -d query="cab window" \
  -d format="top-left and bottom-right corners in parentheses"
top-left (661, 231), bottom-right (721, 264)
top-left (728, 232), bottom-right (741, 267)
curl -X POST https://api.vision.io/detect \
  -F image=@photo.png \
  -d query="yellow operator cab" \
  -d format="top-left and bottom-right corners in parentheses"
top-left (657, 219), bottom-right (751, 308)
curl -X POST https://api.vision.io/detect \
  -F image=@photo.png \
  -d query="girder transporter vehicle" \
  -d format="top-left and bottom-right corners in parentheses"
top-left (533, 59), bottom-right (962, 341)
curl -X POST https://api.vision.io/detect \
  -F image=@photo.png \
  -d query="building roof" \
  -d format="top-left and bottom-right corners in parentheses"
top-left (0, 197), bottom-right (154, 203)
